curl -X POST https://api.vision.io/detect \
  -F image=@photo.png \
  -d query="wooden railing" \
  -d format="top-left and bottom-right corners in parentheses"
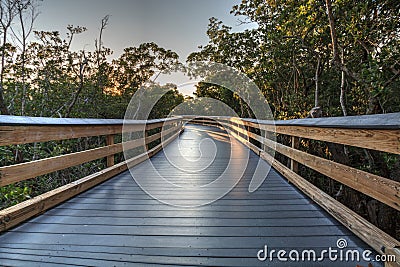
top-left (184, 113), bottom-right (400, 265)
top-left (0, 115), bottom-right (183, 232)
top-left (0, 113), bottom-right (399, 264)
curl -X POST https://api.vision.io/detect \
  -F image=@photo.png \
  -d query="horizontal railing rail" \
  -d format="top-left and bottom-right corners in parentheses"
top-left (183, 113), bottom-right (400, 265)
top-left (0, 115), bottom-right (183, 231)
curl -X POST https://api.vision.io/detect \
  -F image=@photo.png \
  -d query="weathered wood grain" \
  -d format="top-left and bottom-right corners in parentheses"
top-left (0, 125), bottom-right (124, 146)
top-left (237, 120), bottom-right (400, 155)
top-left (106, 134), bottom-right (115, 167)
top-left (0, 125), bottom-right (182, 232)
top-left (0, 117), bottom-right (180, 146)
top-left (291, 136), bottom-right (299, 173)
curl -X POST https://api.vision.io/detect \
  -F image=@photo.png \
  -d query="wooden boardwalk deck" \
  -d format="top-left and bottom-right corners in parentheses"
top-left (0, 125), bottom-right (380, 266)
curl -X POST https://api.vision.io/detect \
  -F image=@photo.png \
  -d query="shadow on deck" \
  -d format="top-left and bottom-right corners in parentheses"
top-left (0, 125), bottom-right (381, 266)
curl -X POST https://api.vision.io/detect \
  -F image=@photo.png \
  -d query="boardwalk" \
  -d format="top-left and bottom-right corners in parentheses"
top-left (0, 125), bottom-right (380, 266)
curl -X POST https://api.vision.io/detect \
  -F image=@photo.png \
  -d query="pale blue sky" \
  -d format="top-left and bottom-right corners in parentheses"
top-left (34, 0), bottom-right (257, 95)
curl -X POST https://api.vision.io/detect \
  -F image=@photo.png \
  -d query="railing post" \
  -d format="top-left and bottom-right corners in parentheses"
top-left (144, 128), bottom-right (149, 152)
top-left (290, 136), bottom-right (299, 173)
top-left (261, 128), bottom-right (266, 152)
top-left (106, 134), bottom-right (115, 167)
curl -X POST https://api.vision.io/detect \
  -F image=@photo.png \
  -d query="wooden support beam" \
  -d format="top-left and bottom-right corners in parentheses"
top-left (106, 134), bottom-right (115, 167)
top-left (290, 136), bottom-right (299, 173)
top-left (0, 139), bottom-right (134, 186)
top-left (0, 125), bottom-right (123, 146)
top-left (260, 125), bottom-right (400, 155)
top-left (144, 130), bottom-right (149, 151)
top-left (0, 118), bottom-right (180, 146)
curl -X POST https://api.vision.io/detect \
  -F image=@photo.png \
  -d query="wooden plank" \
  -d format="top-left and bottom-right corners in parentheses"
top-left (145, 125), bottom-right (181, 146)
top-left (46, 202), bottom-right (319, 212)
top-left (144, 130), bottom-right (150, 151)
top-left (190, 119), bottom-right (220, 125)
top-left (260, 125), bottom-right (400, 155)
top-left (0, 115), bottom-right (125, 126)
top-left (145, 118), bottom-right (180, 131)
top-left (0, 248), bottom-right (368, 267)
top-left (0, 117), bottom-right (182, 146)
top-left (0, 233), bottom-right (371, 250)
top-left (0, 139), bottom-right (135, 186)
top-left (12, 224), bottom-right (349, 236)
top-left (0, 244), bottom-right (354, 258)
top-left (291, 136), bottom-right (299, 173)
top-left (0, 126), bottom-right (182, 232)
top-left (195, 113), bottom-right (400, 129)
top-left (256, 112), bottom-right (400, 129)
top-left (106, 135), bottom-right (115, 167)
top-left (0, 125), bottom-right (123, 146)
top-left (219, 121), bottom-right (252, 144)
top-left (386, 248), bottom-right (400, 267)
top-left (27, 216), bottom-right (337, 227)
top-left (0, 115), bottom-right (182, 127)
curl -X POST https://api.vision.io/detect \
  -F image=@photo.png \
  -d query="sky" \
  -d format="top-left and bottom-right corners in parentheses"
top-left (34, 0), bottom-right (257, 96)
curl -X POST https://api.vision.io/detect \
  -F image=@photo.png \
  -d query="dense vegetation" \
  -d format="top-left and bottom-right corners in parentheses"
top-left (0, 0), bottom-right (399, 239)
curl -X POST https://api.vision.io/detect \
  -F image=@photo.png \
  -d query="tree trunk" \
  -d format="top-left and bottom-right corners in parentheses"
top-left (314, 56), bottom-right (321, 108)
top-left (325, 0), bottom-right (340, 63)
top-left (0, 29), bottom-right (10, 115)
top-left (339, 50), bottom-right (347, 116)
top-left (19, 7), bottom-right (27, 116)
top-left (325, 0), bottom-right (359, 82)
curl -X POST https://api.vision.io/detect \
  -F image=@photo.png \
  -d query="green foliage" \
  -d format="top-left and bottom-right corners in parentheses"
top-left (0, 185), bottom-right (31, 209)
top-left (190, 0), bottom-right (400, 118)
top-left (1, 27), bottom-right (184, 119)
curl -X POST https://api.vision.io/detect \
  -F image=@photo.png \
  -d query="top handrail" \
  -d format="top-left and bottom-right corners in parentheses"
top-left (182, 112), bottom-right (400, 129)
top-left (1, 112), bottom-right (398, 128)
top-left (0, 115), bottom-right (181, 126)
top-left (245, 112), bottom-right (400, 129)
